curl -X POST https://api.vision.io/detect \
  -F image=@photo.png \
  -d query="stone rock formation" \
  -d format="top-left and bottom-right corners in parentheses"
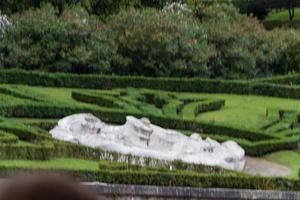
top-left (50, 113), bottom-right (245, 171)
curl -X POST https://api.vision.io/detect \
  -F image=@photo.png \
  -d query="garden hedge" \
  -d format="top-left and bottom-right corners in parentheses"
top-left (252, 73), bottom-right (300, 85)
top-left (0, 141), bottom-right (53, 160)
top-left (0, 103), bottom-right (276, 142)
top-left (2, 69), bottom-right (300, 100)
top-left (0, 70), bottom-right (299, 156)
top-left (53, 141), bottom-right (228, 174)
top-left (263, 21), bottom-right (300, 30)
top-left (0, 166), bottom-right (299, 191)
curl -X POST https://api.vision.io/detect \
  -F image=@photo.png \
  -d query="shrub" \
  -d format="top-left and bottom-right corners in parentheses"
top-left (0, 10), bottom-right (9, 38)
top-left (0, 0), bottom-right (86, 15)
top-left (109, 8), bottom-right (215, 77)
top-left (0, 166), bottom-right (299, 191)
top-left (1, 1), bottom-right (300, 78)
top-left (0, 4), bottom-right (116, 73)
top-left (280, 41), bottom-right (300, 74)
top-left (191, 2), bottom-right (279, 79)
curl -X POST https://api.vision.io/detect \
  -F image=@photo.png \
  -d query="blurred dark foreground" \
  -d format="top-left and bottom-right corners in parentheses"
top-left (0, 173), bottom-right (299, 200)
top-left (0, 173), bottom-right (97, 200)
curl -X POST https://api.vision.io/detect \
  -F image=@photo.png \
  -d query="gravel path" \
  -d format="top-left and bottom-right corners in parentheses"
top-left (243, 156), bottom-right (291, 177)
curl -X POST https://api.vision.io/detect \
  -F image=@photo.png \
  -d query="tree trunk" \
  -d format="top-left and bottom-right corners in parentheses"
top-left (288, 0), bottom-right (295, 21)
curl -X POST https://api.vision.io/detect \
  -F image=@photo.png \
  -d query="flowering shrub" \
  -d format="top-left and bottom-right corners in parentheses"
top-left (162, 2), bottom-right (191, 15)
top-left (1, 1), bottom-right (300, 78)
top-left (110, 8), bottom-right (214, 77)
top-left (0, 4), bottom-right (116, 73)
top-left (188, 2), bottom-right (291, 79)
top-left (0, 10), bottom-right (9, 38)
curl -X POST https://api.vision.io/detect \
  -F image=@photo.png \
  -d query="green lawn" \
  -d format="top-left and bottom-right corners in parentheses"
top-left (175, 92), bottom-right (300, 131)
top-left (265, 8), bottom-right (300, 21)
top-left (28, 86), bottom-right (300, 132)
top-left (264, 151), bottom-right (300, 179)
top-left (0, 158), bottom-right (99, 171)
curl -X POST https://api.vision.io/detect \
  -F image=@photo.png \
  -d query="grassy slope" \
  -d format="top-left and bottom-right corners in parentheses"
top-left (0, 158), bottom-right (99, 171)
top-left (29, 86), bottom-right (300, 132)
top-left (265, 8), bottom-right (300, 21)
top-left (264, 151), bottom-right (300, 179)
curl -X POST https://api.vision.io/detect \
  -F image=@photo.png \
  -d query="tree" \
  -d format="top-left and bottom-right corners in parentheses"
top-left (287, 0), bottom-right (295, 21)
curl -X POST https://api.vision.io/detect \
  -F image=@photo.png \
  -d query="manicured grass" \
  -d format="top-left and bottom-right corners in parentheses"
top-left (24, 86), bottom-right (300, 131)
top-left (178, 92), bottom-right (300, 131)
top-left (264, 151), bottom-right (300, 179)
top-left (265, 8), bottom-right (300, 21)
top-left (0, 158), bottom-right (99, 171)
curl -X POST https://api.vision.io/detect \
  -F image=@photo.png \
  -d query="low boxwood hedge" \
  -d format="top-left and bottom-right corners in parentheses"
top-left (0, 166), bottom-right (299, 191)
top-left (2, 69), bottom-right (300, 100)
top-left (0, 141), bottom-right (53, 160)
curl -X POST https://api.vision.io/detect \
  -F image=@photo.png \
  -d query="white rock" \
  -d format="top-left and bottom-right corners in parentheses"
top-left (50, 113), bottom-right (245, 171)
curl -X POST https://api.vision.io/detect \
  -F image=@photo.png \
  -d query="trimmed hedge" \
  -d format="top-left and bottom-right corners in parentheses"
top-left (0, 69), bottom-right (251, 94)
top-left (72, 91), bottom-right (118, 108)
top-left (263, 21), bottom-right (300, 30)
top-left (0, 131), bottom-right (19, 144)
top-left (181, 99), bottom-right (225, 119)
top-left (98, 160), bottom-right (227, 174)
top-left (0, 166), bottom-right (299, 191)
top-left (194, 99), bottom-right (225, 115)
top-left (53, 141), bottom-right (228, 174)
top-left (0, 141), bottom-right (53, 160)
top-left (252, 73), bottom-right (300, 86)
top-left (0, 102), bottom-right (276, 142)
top-left (252, 83), bottom-right (300, 99)
top-left (2, 69), bottom-right (300, 100)
top-left (199, 132), bottom-right (300, 156)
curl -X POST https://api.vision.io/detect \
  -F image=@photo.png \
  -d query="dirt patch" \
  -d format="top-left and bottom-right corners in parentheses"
top-left (243, 156), bottom-right (291, 177)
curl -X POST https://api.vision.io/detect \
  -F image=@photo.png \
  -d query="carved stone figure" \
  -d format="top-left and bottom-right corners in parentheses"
top-left (50, 113), bottom-right (245, 171)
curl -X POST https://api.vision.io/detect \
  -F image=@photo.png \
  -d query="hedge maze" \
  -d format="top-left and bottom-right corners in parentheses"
top-left (0, 70), bottom-right (300, 189)
top-left (72, 88), bottom-right (225, 119)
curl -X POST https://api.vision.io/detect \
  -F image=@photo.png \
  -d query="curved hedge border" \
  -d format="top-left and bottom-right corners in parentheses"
top-left (0, 103), bottom-right (275, 142)
top-left (2, 69), bottom-right (300, 99)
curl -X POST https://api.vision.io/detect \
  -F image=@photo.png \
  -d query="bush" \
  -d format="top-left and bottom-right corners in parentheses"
top-left (0, 0), bottom-right (87, 15)
top-left (0, 4), bottom-right (116, 73)
top-left (0, 10), bottom-right (9, 38)
top-left (0, 0), bottom-right (179, 16)
top-left (0, 141), bottom-right (53, 160)
top-left (109, 8), bottom-right (214, 77)
top-left (1, 2), bottom-right (300, 78)
top-left (0, 166), bottom-right (299, 191)
top-left (280, 41), bottom-right (300, 74)
top-left (192, 2), bottom-right (279, 79)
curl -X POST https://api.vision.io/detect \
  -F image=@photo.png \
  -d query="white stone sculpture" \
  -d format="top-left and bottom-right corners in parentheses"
top-left (50, 113), bottom-right (245, 171)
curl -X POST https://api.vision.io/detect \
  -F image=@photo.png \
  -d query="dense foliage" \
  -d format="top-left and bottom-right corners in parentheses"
top-left (280, 40), bottom-right (300, 73)
top-left (0, 0), bottom-right (180, 16)
top-left (0, 2), bottom-right (300, 78)
top-left (0, 5), bottom-right (116, 73)
top-left (110, 7), bottom-right (214, 76)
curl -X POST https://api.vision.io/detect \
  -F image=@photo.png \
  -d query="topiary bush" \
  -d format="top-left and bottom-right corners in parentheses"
top-left (109, 7), bottom-right (215, 77)
top-left (0, 4), bottom-right (117, 73)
